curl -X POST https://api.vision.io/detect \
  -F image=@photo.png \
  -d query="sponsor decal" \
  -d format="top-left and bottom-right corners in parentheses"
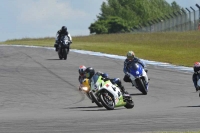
top-left (136, 71), bottom-right (139, 74)
top-left (106, 84), bottom-right (109, 88)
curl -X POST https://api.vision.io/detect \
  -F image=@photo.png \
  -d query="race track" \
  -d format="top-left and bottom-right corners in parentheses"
top-left (0, 46), bottom-right (199, 133)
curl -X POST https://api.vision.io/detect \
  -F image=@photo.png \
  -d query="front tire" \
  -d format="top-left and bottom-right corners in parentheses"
top-left (89, 92), bottom-right (103, 107)
top-left (58, 48), bottom-right (63, 60)
top-left (135, 78), bottom-right (147, 95)
top-left (99, 92), bottom-right (115, 110)
top-left (63, 48), bottom-right (68, 60)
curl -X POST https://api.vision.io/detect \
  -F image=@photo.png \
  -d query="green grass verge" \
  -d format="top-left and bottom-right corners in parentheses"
top-left (0, 31), bottom-right (199, 67)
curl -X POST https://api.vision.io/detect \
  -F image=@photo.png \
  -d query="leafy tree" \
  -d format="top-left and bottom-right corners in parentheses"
top-left (107, 16), bottom-right (131, 33)
top-left (89, 21), bottom-right (108, 34)
top-left (89, 0), bottom-right (182, 34)
top-left (89, 16), bottom-right (131, 34)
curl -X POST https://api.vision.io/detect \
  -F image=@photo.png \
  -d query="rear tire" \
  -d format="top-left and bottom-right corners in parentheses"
top-left (124, 97), bottom-right (134, 109)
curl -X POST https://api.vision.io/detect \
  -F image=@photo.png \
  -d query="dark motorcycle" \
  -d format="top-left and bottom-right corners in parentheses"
top-left (57, 35), bottom-right (70, 60)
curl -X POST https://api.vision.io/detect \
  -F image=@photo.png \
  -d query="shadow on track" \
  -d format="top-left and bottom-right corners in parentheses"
top-left (66, 106), bottom-right (125, 111)
top-left (130, 93), bottom-right (144, 96)
top-left (46, 59), bottom-right (62, 60)
top-left (68, 106), bottom-right (101, 109)
top-left (177, 105), bottom-right (200, 108)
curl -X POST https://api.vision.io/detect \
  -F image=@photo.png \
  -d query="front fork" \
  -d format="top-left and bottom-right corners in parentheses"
top-left (130, 69), bottom-right (149, 87)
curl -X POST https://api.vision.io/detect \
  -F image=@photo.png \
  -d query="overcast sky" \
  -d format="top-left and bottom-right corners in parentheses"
top-left (0, 0), bottom-right (199, 42)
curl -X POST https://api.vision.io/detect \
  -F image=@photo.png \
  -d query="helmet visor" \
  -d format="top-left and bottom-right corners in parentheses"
top-left (127, 56), bottom-right (134, 60)
top-left (85, 73), bottom-right (90, 78)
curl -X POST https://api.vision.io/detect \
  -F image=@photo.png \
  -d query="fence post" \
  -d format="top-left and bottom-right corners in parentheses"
top-left (186, 8), bottom-right (192, 30)
top-left (190, 7), bottom-right (196, 30)
top-left (181, 9), bottom-right (187, 31)
top-left (169, 14), bottom-right (174, 31)
top-left (173, 12), bottom-right (178, 31)
top-left (178, 11), bottom-right (183, 31)
top-left (196, 4), bottom-right (200, 30)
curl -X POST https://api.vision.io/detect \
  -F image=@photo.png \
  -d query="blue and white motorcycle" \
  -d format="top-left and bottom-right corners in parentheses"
top-left (127, 62), bottom-right (149, 95)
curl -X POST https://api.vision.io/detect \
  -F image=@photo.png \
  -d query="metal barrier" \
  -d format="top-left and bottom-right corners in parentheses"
top-left (133, 4), bottom-right (200, 32)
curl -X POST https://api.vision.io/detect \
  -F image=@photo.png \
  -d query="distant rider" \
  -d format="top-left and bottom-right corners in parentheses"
top-left (192, 62), bottom-right (200, 91)
top-left (83, 67), bottom-right (128, 95)
top-left (54, 26), bottom-right (72, 52)
top-left (123, 51), bottom-right (148, 83)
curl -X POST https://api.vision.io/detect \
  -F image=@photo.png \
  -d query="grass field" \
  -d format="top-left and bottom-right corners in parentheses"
top-left (0, 31), bottom-right (200, 67)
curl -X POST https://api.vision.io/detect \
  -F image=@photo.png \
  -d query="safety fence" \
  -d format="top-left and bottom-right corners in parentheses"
top-left (133, 4), bottom-right (200, 32)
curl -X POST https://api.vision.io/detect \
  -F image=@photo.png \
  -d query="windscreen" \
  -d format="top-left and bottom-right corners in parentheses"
top-left (90, 74), bottom-right (101, 90)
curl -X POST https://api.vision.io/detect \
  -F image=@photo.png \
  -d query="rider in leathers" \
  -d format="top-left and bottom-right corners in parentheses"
top-left (83, 67), bottom-right (128, 95)
top-left (54, 26), bottom-right (72, 52)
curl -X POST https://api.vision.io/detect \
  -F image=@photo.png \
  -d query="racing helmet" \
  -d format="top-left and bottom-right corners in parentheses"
top-left (79, 65), bottom-right (86, 76)
top-left (84, 67), bottom-right (95, 79)
top-left (127, 51), bottom-right (135, 60)
top-left (193, 62), bottom-right (200, 72)
top-left (61, 26), bottom-right (67, 31)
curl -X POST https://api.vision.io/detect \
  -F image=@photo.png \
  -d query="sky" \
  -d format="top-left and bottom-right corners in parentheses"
top-left (0, 0), bottom-right (199, 42)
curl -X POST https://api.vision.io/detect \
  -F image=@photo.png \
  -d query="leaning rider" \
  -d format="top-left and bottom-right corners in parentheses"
top-left (84, 67), bottom-right (128, 95)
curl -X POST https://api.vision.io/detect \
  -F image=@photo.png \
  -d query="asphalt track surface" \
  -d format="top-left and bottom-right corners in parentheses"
top-left (0, 46), bottom-right (199, 133)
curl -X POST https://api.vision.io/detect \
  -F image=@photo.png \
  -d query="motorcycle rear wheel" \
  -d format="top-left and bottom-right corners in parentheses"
top-left (124, 98), bottom-right (134, 109)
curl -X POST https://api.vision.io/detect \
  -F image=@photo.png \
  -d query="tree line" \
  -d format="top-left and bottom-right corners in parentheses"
top-left (89, 0), bottom-right (181, 34)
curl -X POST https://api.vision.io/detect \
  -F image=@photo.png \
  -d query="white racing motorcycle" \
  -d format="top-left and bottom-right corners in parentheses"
top-left (89, 73), bottom-right (134, 110)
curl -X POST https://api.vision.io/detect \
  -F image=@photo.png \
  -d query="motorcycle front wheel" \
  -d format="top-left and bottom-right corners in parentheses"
top-left (63, 48), bottom-right (68, 60)
top-left (99, 92), bottom-right (115, 110)
top-left (135, 78), bottom-right (147, 95)
top-left (58, 49), bottom-right (62, 60)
